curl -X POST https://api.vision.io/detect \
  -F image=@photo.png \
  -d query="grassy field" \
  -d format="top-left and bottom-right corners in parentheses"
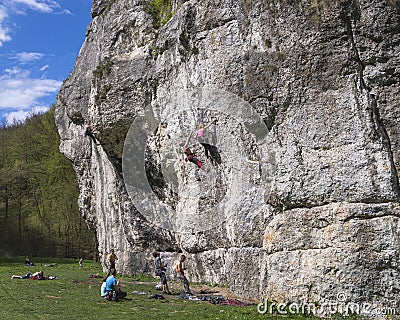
top-left (0, 257), bottom-right (324, 320)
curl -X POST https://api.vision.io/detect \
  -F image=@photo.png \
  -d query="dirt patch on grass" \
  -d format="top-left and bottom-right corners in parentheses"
top-left (123, 279), bottom-right (257, 304)
top-left (71, 279), bottom-right (102, 285)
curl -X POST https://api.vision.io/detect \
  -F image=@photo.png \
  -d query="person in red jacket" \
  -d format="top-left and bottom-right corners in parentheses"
top-left (181, 132), bottom-right (205, 170)
top-left (183, 147), bottom-right (204, 169)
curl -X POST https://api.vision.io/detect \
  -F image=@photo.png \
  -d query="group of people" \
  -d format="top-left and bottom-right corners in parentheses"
top-left (100, 249), bottom-right (191, 301)
top-left (100, 249), bottom-right (126, 301)
top-left (11, 258), bottom-right (58, 280)
top-left (152, 252), bottom-right (191, 295)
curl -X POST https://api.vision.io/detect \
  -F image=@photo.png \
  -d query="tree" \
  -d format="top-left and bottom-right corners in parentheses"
top-left (0, 107), bottom-right (96, 258)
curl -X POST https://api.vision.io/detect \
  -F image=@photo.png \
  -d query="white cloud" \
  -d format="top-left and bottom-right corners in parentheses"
top-left (0, 6), bottom-right (7, 19)
top-left (4, 105), bottom-right (48, 124)
top-left (0, 0), bottom-right (70, 47)
top-left (13, 51), bottom-right (45, 63)
top-left (0, 66), bottom-right (30, 79)
top-left (0, 67), bottom-right (61, 110)
top-left (9, 0), bottom-right (61, 14)
top-left (39, 64), bottom-right (49, 71)
top-left (0, 5), bottom-right (12, 47)
top-left (0, 67), bottom-right (60, 124)
top-left (0, 77), bottom-right (61, 109)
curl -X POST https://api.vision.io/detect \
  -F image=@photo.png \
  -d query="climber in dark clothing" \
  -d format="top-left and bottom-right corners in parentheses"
top-left (85, 121), bottom-right (98, 143)
top-left (196, 119), bottom-right (221, 164)
top-left (196, 120), bottom-right (213, 159)
top-left (199, 143), bottom-right (221, 164)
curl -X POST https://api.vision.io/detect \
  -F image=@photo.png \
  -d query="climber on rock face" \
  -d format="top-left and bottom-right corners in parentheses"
top-left (85, 120), bottom-right (98, 144)
top-left (181, 132), bottom-right (205, 170)
top-left (196, 119), bottom-right (216, 143)
top-left (196, 118), bottom-right (218, 162)
top-left (183, 147), bottom-right (205, 170)
top-left (196, 117), bottom-right (222, 165)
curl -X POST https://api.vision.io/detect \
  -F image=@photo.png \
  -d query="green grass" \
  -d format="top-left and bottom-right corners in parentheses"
top-left (0, 257), bottom-right (316, 320)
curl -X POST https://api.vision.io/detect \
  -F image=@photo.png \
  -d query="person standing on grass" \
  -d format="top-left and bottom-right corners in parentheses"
top-left (107, 249), bottom-right (118, 272)
top-left (79, 258), bottom-right (83, 270)
top-left (153, 251), bottom-right (171, 294)
top-left (175, 254), bottom-right (191, 294)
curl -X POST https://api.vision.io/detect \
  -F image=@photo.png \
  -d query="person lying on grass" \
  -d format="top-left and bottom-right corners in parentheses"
top-left (12, 270), bottom-right (57, 280)
top-left (24, 257), bottom-right (35, 266)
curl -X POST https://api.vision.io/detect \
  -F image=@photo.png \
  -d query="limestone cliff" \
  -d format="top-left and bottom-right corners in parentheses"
top-left (55, 0), bottom-right (400, 309)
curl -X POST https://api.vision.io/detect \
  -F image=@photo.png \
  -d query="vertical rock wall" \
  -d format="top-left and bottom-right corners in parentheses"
top-left (55, 0), bottom-right (400, 307)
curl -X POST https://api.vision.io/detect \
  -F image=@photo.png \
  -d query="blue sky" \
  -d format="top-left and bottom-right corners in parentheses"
top-left (0, 0), bottom-right (92, 124)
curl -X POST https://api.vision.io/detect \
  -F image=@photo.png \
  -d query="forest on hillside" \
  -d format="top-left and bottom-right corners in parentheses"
top-left (0, 107), bottom-right (97, 259)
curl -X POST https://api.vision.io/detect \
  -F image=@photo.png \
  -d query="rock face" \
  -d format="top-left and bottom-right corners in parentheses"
top-left (55, 0), bottom-right (400, 309)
